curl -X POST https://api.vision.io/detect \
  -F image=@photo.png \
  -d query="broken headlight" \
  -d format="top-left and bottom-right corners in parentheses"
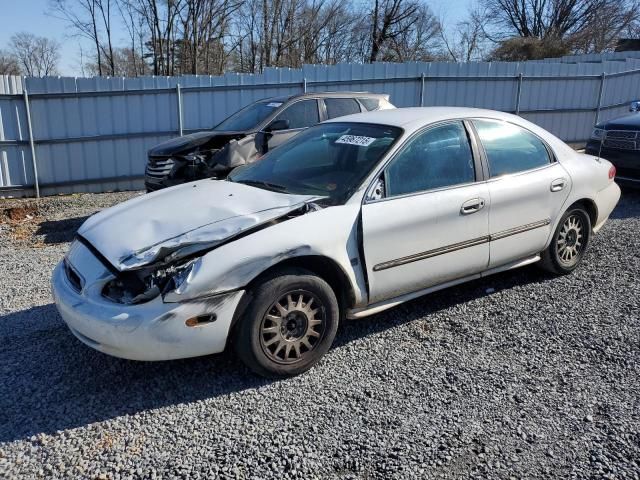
top-left (103, 259), bottom-right (197, 305)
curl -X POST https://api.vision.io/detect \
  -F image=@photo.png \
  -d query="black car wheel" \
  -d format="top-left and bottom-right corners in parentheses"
top-left (234, 268), bottom-right (339, 377)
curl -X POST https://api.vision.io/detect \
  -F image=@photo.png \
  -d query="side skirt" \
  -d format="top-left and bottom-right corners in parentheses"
top-left (346, 254), bottom-right (541, 319)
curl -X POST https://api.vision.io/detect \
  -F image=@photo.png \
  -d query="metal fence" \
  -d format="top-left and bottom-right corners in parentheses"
top-left (1, 52), bottom-right (640, 197)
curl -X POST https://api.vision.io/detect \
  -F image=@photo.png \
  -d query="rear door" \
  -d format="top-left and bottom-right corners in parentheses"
top-left (471, 119), bottom-right (571, 268)
top-left (266, 99), bottom-right (321, 150)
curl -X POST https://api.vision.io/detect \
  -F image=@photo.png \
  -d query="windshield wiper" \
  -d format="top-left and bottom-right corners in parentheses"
top-left (234, 179), bottom-right (289, 193)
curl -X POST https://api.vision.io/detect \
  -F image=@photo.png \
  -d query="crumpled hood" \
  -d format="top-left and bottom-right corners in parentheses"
top-left (78, 180), bottom-right (317, 271)
top-left (148, 130), bottom-right (246, 156)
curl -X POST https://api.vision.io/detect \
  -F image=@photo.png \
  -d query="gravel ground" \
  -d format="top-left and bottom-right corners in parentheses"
top-left (0, 189), bottom-right (639, 479)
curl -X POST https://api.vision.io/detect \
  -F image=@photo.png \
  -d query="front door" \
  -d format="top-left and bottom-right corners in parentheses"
top-left (361, 121), bottom-right (490, 304)
top-left (471, 119), bottom-right (572, 267)
top-left (266, 99), bottom-right (321, 151)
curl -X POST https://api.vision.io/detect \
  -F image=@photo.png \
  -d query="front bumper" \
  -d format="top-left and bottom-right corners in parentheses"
top-left (51, 261), bottom-right (244, 361)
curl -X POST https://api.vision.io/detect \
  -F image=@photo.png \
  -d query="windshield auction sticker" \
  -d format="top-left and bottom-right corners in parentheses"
top-left (266, 102), bottom-right (283, 108)
top-left (335, 135), bottom-right (376, 147)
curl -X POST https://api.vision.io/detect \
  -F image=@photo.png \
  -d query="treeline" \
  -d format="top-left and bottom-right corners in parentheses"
top-left (1, 0), bottom-right (639, 77)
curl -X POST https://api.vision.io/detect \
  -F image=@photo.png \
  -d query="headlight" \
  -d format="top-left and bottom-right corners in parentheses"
top-left (102, 259), bottom-right (197, 304)
top-left (169, 260), bottom-right (196, 292)
top-left (591, 128), bottom-right (605, 140)
top-left (183, 153), bottom-right (206, 164)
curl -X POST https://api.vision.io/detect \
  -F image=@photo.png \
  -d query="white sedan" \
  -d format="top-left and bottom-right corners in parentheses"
top-left (52, 107), bottom-right (621, 376)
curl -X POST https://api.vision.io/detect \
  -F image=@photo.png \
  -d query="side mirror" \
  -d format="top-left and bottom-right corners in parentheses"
top-left (630, 101), bottom-right (640, 112)
top-left (265, 119), bottom-right (290, 132)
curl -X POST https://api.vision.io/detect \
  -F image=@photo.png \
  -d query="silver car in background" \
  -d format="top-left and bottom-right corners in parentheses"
top-left (52, 107), bottom-right (621, 377)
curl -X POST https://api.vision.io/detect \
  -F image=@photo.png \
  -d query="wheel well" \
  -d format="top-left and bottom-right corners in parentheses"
top-left (247, 256), bottom-right (356, 311)
top-left (571, 198), bottom-right (598, 227)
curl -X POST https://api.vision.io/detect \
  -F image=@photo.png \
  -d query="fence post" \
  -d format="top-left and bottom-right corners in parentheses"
top-left (302, 77), bottom-right (307, 93)
top-left (595, 73), bottom-right (606, 125)
top-left (419, 73), bottom-right (425, 106)
top-left (515, 73), bottom-right (523, 115)
top-left (176, 83), bottom-right (183, 136)
top-left (23, 86), bottom-right (40, 198)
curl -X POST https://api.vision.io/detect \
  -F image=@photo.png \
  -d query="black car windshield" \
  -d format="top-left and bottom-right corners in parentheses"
top-left (228, 122), bottom-right (402, 205)
top-left (214, 99), bottom-right (284, 131)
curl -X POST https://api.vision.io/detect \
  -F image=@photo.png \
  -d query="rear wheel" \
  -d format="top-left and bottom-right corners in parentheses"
top-left (540, 206), bottom-right (591, 274)
top-left (234, 268), bottom-right (339, 377)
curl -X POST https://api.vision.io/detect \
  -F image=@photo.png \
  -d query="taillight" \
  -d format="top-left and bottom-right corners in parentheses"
top-left (608, 165), bottom-right (616, 180)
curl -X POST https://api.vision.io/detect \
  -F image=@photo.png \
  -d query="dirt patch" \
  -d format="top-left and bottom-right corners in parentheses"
top-left (1, 204), bottom-right (39, 223)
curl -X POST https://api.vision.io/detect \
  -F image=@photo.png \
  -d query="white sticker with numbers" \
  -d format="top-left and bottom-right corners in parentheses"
top-left (266, 102), bottom-right (283, 108)
top-left (335, 135), bottom-right (376, 147)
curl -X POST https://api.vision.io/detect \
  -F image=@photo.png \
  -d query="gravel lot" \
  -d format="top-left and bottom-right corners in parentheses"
top-left (0, 189), bottom-right (639, 479)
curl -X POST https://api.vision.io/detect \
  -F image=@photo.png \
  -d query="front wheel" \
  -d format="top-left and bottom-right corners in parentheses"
top-left (540, 206), bottom-right (591, 274)
top-left (233, 268), bottom-right (339, 377)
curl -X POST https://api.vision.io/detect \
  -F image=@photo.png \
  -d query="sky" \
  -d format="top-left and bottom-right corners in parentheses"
top-left (0, 0), bottom-right (474, 77)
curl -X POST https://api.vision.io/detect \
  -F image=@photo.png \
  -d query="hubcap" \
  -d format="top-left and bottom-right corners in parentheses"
top-left (556, 214), bottom-right (584, 266)
top-left (259, 290), bottom-right (326, 364)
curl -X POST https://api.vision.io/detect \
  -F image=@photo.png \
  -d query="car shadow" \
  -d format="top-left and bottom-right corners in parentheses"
top-left (35, 215), bottom-right (89, 244)
top-left (0, 265), bottom-right (552, 444)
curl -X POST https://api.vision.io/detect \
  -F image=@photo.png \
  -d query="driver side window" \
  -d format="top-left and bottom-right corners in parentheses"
top-left (384, 122), bottom-right (475, 197)
top-left (272, 99), bottom-right (319, 130)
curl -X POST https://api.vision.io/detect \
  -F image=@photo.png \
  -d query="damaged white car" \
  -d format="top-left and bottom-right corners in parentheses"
top-left (52, 107), bottom-right (620, 376)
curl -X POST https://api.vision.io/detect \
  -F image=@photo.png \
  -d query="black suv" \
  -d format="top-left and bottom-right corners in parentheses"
top-left (586, 101), bottom-right (640, 186)
top-left (145, 92), bottom-right (394, 192)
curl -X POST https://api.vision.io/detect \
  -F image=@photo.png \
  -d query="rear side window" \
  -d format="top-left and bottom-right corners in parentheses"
top-left (473, 119), bottom-right (551, 177)
top-left (324, 98), bottom-right (361, 119)
top-left (273, 99), bottom-right (319, 129)
top-left (358, 98), bottom-right (381, 111)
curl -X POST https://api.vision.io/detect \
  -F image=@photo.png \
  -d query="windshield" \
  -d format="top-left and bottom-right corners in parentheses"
top-left (228, 122), bottom-right (402, 205)
top-left (214, 99), bottom-right (284, 131)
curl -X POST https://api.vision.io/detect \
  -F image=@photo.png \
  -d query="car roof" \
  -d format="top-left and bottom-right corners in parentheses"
top-left (263, 92), bottom-right (389, 102)
top-left (325, 107), bottom-right (533, 133)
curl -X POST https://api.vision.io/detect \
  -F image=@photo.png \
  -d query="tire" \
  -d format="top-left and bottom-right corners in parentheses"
top-left (233, 268), bottom-right (340, 377)
top-left (539, 206), bottom-right (591, 275)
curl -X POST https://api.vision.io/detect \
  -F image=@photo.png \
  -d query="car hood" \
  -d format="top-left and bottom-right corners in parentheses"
top-left (148, 130), bottom-right (247, 156)
top-left (78, 180), bottom-right (318, 271)
top-left (598, 113), bottom-right (640, 131)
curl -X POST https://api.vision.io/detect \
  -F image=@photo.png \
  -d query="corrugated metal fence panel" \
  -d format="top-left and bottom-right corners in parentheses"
top-left (0, 76), bottom-right (32, 191)
top-left (1, 52), bottom-right (640, 197)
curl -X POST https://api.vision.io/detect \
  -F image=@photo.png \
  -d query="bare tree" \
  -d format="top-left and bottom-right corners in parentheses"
top-left (441, 8), bottom-right (490, 62)
top-left (368, 0), bottom-right (422, 62)
top-left (481, 0), bottom-right (640, 58)
top-left (50, 0), bottom-right (117, 75)
top-left (383, 3), bottom-right (441, 62)
top-left (0, 50), bottom-right (21, 75)
top-left (9, 33), bottom-right (60, 77)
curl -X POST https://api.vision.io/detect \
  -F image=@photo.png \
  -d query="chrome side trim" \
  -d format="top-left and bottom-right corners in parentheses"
top-left (372, 218), bottom-right (550, 272)
top-left (489, 219), bottom-right (551, 241)
top-left (373, 236), bottom-right (490, 271)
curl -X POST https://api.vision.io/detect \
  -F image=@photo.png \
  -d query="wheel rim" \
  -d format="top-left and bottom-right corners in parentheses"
top-left (556, 213), bottom-right (585, 267)
top-left (259, 290), bottom-right (326, 364)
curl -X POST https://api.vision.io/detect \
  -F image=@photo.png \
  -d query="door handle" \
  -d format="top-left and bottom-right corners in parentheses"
top-left (550, 178), bottom-right (566, 192)
top-left (461, 198), bottom-right (485, 215)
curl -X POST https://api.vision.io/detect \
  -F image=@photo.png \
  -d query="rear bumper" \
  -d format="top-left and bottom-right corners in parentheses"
top-left (52, 261), bottom-right (244, 361)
